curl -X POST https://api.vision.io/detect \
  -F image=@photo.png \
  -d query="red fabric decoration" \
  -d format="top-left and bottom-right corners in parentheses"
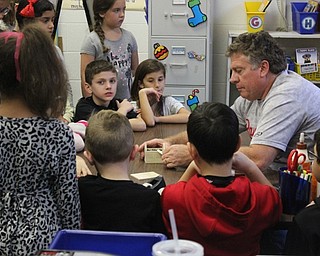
top-left (0, 32), bottom-right (25, 82)
top-left (19, 0), bottom-right (38, 18)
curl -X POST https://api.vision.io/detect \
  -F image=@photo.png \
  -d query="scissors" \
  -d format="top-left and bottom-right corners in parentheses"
top-left (287, 149), bottom-right (306, 173)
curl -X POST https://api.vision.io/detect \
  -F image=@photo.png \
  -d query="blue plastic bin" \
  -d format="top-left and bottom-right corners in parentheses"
top-left (291, 2), bottom-right (318, 34)
top-left (279, 167), bottom-right (311, 215)
top-left (49, 229), bottom-right (167, 256)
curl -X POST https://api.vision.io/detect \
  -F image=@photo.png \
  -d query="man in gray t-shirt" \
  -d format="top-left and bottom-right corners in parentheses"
top-left (138, 31), bottom-right (320, 172)
top-left (227, 31), bottom-right (320, 171)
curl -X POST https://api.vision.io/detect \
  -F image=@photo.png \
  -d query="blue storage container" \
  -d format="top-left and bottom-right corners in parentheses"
top-left (291, 2), bottom-right (319, 34)
top-left (49, 229), bottom-right (167, 256)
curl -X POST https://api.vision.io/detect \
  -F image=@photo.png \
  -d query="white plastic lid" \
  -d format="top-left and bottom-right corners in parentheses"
top-left (152, 239), bottom-right (204, 256)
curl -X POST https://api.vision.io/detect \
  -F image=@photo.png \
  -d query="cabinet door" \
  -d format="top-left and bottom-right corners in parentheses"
top-left (151, 38), bottom-right (206, 86)
top-left (164, 86), bottom-right (206, 110)
top-left (150, 0), bottom-right (208, 36)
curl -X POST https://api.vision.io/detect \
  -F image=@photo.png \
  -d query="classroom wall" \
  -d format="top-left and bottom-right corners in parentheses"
top-left (58, 0), bottom-right (301, 107)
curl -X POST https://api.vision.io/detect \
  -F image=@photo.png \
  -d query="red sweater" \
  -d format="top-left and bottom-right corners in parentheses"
top-left (161, 175), bottom-right (282, 256)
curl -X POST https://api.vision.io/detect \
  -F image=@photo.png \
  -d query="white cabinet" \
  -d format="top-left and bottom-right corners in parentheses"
top-left (148, 0), bottom-right (213, 109)
top-left (226, 30), bottom-right (320, 106)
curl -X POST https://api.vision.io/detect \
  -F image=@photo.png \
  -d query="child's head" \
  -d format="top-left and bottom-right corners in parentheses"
top-left (0, 25), bottom-right (68, 119)
top-left (187, 102), bottom-right (240, 165)
top-left (85, 59), bottom-right (118, 104)
top-left (0, 0), bottom-right (15, 31)
top-left (131, 59), bottom-right (166, 101)
top-left (93, 0), bottom-right (118, 15)
top-left (16, 0), bottom-right (55, 35)
top-left (85, 110), bottom-right (134, 165)
top-left (311, 129), bottom-right (320, 181)
top-left (93, 0), bottom-right (125, 53)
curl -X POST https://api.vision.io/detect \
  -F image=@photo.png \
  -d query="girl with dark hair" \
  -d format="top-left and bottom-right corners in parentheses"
top-left (131, 59), bottom-right (190, 127)
top-left (16, 0), bottom-right (75, 122)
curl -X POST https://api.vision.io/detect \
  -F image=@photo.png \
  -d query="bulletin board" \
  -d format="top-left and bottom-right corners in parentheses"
top-left (62, 0), bottom-right (144, 10)
top-left (126, 0), bottom-right (145, 11)
top-left (62, 0), bottom-right (83, 9)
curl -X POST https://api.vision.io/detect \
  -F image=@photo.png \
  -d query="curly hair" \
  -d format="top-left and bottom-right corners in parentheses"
top-left (226, 31), bottom-right (287, 74)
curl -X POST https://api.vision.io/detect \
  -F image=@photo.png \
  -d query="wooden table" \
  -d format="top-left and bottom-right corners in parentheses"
top-left (129, 123), bottom-right (187, 185)
top-left (79, 123), bottom-right (187, 185)
top-left (81, 123), bottom-right (279, 186)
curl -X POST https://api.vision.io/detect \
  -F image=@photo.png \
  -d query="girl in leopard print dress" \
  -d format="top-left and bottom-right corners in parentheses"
top-left (0, 26), bottom-right (80, 255)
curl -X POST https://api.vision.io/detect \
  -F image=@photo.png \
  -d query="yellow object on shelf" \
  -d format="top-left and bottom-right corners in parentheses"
top-left (295, 63), bottom-right (320, 81)
top-left (245, 2), bottom-right (266, 33)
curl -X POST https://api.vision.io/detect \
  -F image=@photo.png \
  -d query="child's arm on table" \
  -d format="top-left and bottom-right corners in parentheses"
top-left (117, 99), bottom-right (146, 131)
top-left (129, 115), bottom-right (146, 132)
top-left (155, 107), bottom-right (190, 124)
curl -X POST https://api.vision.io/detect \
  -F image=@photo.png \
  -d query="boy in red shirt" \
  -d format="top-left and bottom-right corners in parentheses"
top-left (161, 102), bottom-right (282, 256)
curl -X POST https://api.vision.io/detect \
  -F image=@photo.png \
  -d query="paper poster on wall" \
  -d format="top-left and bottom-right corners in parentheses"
top-left (62, 0), bottom-right (83, 9)
top-left (126, 0), bottom-right (145, 11)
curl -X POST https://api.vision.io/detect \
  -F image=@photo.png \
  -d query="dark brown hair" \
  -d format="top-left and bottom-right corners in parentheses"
top-left (16, 0), bottom-right (55, 29)
top-left (85, 59), bottom-right (117, 85)
top-left (0, 25), bottom-right (68, 119)
top-left (130, 59), bottom-right (166, 116)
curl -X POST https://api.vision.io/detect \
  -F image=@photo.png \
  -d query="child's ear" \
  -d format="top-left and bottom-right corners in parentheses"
top-left (85, 82), bottom-right (92, 94)
top-left (129, 144), bottom-right (139, 161)
top-left (236, 135), bottom-right (241, 152)
top-left (84, 150), bottom-right (94, 165)
top-left (138, 81), bottom-right (144, 89)
top-left (187, 142), bottom-right (199, 160)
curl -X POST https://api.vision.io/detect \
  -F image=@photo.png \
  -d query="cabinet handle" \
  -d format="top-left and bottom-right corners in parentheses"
top-left (169, 63), bottom-right (188, 68)
top-left (169, 12), bottom-right (188, 17)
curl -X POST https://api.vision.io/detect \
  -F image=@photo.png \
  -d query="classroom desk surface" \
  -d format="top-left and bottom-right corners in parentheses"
top-left (80, 123), bottom-right (280, 186)
top-left (130, 123), bottom-right (186, 185)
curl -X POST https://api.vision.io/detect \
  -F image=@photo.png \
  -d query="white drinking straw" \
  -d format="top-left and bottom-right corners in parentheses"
top-left (168, 209), bottom-right (180, 255)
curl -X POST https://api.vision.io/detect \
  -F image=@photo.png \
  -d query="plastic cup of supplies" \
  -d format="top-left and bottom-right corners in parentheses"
top-left (152, 239), bottom-right (204, 256)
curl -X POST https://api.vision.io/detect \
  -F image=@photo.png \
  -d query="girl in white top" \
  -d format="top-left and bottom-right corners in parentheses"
top-left (131, 59), bottom-right (190, 126)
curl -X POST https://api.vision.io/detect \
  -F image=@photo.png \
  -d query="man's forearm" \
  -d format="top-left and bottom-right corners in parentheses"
top-left (166, 131), bottom-right (188, 145)
top-left (239, 144), bottom-right (279, 171)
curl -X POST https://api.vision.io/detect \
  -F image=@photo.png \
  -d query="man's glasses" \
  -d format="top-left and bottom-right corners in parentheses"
top-left (308, 150), bottom-right (320, 162)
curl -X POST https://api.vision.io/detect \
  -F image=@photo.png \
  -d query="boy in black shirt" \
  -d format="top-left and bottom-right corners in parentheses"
top-left (78, 110), bottom-right (165, 233)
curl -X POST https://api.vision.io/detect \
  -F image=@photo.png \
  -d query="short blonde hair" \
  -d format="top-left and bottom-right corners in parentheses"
top-left (85, 110), bottom-right (134, 164)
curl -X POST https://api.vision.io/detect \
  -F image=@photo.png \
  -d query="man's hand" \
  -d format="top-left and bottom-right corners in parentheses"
top-left (162, 144), bottom-right (192, 168)
top-left (138, 138), bottom-right (170, 159)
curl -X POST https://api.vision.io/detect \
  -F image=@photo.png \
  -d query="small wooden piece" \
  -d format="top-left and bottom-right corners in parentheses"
top-left (144, 144), bottom-right (164, 163)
